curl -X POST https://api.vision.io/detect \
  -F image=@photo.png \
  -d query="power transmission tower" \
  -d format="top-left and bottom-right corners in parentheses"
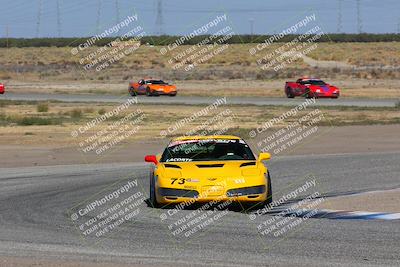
top-left (356, 0), bottom-right (362, 33)
top-left (57, 0), bottom-right (62, 37)
top-left (397, 17), bottom-right (400, 34)
top-left (115, 0), bottom-right (120, 24)
top-left (249, 18), bottom-right (254, 35)
top-left (96, 0), bottom-right (102, 35)
top-left (155, 0), bottom-right (164, 35)
top-left (5, 25), bottom-right (9, 48)
top-left (36, 0), bottom-right (42, 37)
top-left (337, 0), bottom-right (343, 33)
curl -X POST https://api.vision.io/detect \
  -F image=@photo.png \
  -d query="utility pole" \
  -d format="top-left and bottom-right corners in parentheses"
top-left (155, 0), bottom-right (164, 35)
top-left (36, 0), bottom-right (42, 37)
top-left (356, 0), bottom-right (362, 33)
top-left (57, 0), bottom-right (62, 37)
top-left (337, 0), bottom-right (343, 33)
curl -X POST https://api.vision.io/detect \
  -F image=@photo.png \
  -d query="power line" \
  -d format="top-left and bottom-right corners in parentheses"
top-left (337, 0), bottom-right (343, 33)
top-left (155, 0), bottom-right (164, 35)
top-left (36, 0), bottom-right (42, 37)
top-left (356, 0), bottom-right (363, 33)
top-left (0, 1), bottom-right (97, 25)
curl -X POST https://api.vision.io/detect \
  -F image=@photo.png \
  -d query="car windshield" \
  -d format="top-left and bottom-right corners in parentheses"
top-left (146, 80), bottom-right (167, 85)
top-left (302, 80), bottom-right (326, 85)
top-left (161, 139), bottom-right (256, 162)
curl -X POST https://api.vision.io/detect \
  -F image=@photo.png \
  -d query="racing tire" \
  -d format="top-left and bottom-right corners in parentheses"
top-left (265, 171), bottom-right (273, 205)
top-left (251, 172), bottom-right (272, 210)
top-left (286, 88), bottom-right (294, 98)
top-left (146, 87), bottom-right (153, 97)
top-left (304, 88), bottom-right (313, 99)
top-left (149, 170), bottom-right (160, 208)
top-left (306, 92), bottom-right (313, 99)
top-left (169, 93), bottom-right (177, 97)
top-left (129, 87), bottom-right (137, 96)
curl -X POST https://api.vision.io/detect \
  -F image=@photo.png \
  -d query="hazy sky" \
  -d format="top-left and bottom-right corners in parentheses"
top-left (0, 0), bottom-right (399, 38)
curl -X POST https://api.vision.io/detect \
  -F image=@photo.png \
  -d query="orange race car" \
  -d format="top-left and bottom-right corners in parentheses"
top-left (128, 78), bottom-right (177, 97)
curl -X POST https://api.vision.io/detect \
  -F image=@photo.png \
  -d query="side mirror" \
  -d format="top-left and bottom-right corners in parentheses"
top-left (258, 152), bottom-right (271, 161)
top-left (145, 155), bottom-right (158, 165)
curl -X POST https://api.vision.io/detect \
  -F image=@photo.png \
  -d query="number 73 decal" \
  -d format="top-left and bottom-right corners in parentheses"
top-left (171, 178), bottom-right (186, 184)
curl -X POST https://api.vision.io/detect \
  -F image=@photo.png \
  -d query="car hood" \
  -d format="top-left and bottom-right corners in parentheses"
top-left (309, 84), bottom-right (337, 92)
top-left (149, 84), bottom-right (176, 89)
top-left (159, 160), bottom-right (263, 179)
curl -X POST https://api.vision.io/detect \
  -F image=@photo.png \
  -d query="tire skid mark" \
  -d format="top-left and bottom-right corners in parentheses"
top-left (266, 208), bottom-right (400, 220)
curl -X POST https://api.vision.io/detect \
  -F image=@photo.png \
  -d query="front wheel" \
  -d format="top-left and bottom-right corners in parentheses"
top-left (146, 87), bottom-right (153, 97)
top-left (149, 172), bottom-right (160, 208)
top-left (286, 88), bottom-right (294, 98)
top-left (305, 92), bottom-right (313, 99)
top-left (252, 172), bottom-right (272, 210)
top-left (129, 87), bottom-right (137, 96)
top-left (265, 172), bottom-right (273, 205)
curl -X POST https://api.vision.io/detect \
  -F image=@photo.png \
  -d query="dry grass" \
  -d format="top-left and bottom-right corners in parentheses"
top-left (0, 43), bottom-right (399, 82)
top-left (307, 42), bottom-right (400, 66)
top-left (0, 100), bottom-right (399, 146)
top-left (1, 43), bottom-right (399, 99)
top-left (1, 43), bottom-right (398, 69)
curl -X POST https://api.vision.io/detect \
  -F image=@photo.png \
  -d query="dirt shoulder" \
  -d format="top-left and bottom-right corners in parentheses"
top-left (1, 124), bottom-right (399, 168)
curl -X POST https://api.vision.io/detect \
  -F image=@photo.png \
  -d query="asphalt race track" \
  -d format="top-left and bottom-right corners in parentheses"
top-left (1, 151), bottom-right (399, 266)
top-left (2, 92), bottom-right (398, 107)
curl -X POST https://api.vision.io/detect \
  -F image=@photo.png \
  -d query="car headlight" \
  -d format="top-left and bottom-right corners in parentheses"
top-left (316, 89), bottom-right (321, 93)
top-left (226, 185), bottom-right (266, 197)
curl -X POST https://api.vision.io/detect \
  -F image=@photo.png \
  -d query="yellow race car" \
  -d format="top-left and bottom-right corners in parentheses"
top-left (145, 135), bottom-right (272, 208)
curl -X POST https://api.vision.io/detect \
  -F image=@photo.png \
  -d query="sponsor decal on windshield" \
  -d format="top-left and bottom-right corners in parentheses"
top-left (166, 158), bottom-right (193, 162)
top-left (168, 139), bottom-right (237, 148)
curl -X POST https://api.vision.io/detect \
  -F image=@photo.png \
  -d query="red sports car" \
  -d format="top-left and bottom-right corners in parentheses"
top-left (0, 83), bottom-right (4, 94)
top-left (285, 78), bottom-right (340, 98)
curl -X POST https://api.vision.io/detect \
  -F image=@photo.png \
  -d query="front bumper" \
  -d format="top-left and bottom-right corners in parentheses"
top-left (156, 185), bottom-right (267, 204)
top-left (313, 92), bottom-right (340, 98)
top-left (152, 90), bottom-right (177, 96)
